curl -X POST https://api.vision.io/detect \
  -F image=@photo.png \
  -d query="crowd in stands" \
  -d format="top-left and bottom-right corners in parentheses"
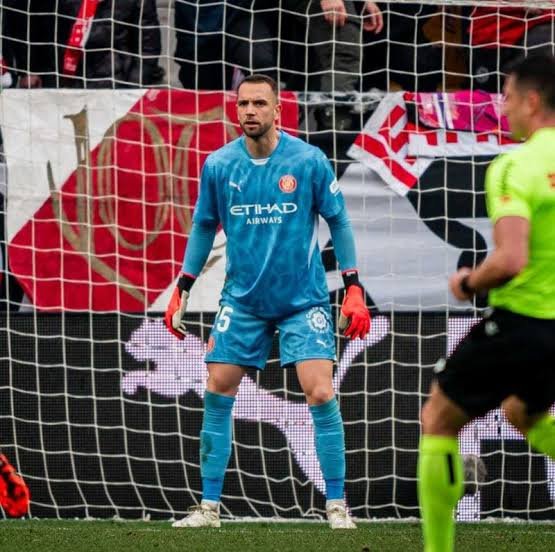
top-left (0, 2), bottom-right (553, 117)
top-left (1, 2), bottom-right (553, 90)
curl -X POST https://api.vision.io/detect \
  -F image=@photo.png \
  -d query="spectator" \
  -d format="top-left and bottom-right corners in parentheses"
top-left (225, 1), bottom-right (292, 89)
top-left (308, 0), bottom-right (383, 129)
top-left (470, 7), bottom-right (555, 92)
top-left (3, 0), bottom-right (163, 88)
top-left (174, 0), bottom-right (289, 90)
top-left (304, 1), bottom-right (383, 94)
top-left (174, 0), bottom-right (230, 90)
top-left (225, 1), bottom-right (383, 129)
top-left (362, 2), bottom-right (459, 94)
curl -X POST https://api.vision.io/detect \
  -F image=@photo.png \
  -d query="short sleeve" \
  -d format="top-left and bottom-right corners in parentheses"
top-left (192, 158), bottom-right (220, 226)
top-left (486, 154), bottom-right (531, 223)
top-left (313, 150), bottom-right (344, 219)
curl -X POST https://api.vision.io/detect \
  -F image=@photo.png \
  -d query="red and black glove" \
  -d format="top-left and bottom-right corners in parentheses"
top-left (164, 273), bottom-right (195, 340)
top-left (338, 271), bottom-right (371, 339)
top-left (0, 454), bottom-right (30, 518)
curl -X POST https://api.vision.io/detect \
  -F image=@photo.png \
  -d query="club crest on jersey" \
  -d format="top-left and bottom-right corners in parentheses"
top-left (306, 307), bottom-right (330, 333)
top-left (279, 175), bottom-right (297, 193)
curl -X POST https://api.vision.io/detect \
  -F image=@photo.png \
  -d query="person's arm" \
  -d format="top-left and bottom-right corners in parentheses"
top-left (313, 150), bottom-right (370, 339)
top-left (450, 216), bottom-right (529, 300)
top-left (165, 159), bottom-right (220, 338)
top-left (320, 0), bottom-right (347, 27)
top-left (181, 223), bottom-right (217, 278)
top-left (450, 155), bottom-right (531, 301)
top-left (326, 208), bottom-right (370, 339)
top-left (165, 222), bottom-right (217, 339)
top-left (362, 1), bottom-right (383, 33)
top-left (137, 0), bottom-right (162, 84)
top-left (326, 209), bottom-right (357, 275)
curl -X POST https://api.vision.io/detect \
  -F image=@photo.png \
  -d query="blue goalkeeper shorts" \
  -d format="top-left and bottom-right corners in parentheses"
top-left (204, 302), bottom-right (336, 370)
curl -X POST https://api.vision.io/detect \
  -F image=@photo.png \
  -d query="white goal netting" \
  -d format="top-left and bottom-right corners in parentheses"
top-left (0, 0), bottom-right (554, 521)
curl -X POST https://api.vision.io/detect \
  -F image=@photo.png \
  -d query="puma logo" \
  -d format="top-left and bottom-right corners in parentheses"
top-left (122, 316), bottom-right (390, 495)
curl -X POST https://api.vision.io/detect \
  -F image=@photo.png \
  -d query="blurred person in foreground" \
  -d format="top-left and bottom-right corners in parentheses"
top-left (418, 53), bottom-right (555, 552)
top-left (164, 74), bottom-right (370, 529)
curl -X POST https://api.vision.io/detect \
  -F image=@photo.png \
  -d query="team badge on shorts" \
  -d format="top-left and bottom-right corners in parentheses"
top-left (207, 336), bottom-right (215, 353)
top-left (279, 175), bottom-right (297, 193)
top-left (306, 307), bottom-right (330, 333)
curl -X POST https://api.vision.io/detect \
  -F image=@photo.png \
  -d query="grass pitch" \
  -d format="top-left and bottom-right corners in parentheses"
top-left (0, 520), bottom-right (554, 552)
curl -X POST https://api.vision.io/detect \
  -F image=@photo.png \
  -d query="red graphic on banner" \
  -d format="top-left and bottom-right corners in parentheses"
top-left (8, 90), bottom-right (299, 311)
top-left (349, 91), bottom-right (517, 196)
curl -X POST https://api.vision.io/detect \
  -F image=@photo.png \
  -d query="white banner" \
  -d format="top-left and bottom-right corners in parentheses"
top-left (1, 90), bottom-right (497, 312)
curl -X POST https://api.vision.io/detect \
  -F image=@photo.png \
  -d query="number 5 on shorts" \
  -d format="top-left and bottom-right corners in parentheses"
top-left (215, 306), bottom-right (233, 332)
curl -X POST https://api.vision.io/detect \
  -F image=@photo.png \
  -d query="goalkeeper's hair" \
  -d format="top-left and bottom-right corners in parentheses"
top-left (237, 74), bottom-right (279, 99)
top-left (508, 53), bottom-right (555, 112)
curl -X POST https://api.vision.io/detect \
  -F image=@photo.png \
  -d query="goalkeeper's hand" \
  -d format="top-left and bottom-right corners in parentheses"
top-left (0, 454), bottom-right (30, 518)
top-left (338, 285), bottom-right (371, 340)
top-left (164, 274), bottom-right (194, 340)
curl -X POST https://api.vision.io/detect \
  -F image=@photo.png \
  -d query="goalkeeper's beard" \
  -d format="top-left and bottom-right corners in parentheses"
top-left (240, 119), bottom-right (273, 139)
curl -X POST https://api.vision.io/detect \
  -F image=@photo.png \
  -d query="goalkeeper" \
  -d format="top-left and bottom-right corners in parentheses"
top-left (165, 74), bottom-right (370, 529)
top-left (418, 53), bottom-right (555, 552)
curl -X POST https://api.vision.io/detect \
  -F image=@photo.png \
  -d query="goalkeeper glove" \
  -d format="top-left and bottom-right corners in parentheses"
top-left (0, 454), bottom-right (30, 518)
top-left (338, 277), bottom-right (371, 339)
top-left (164, 273), bottom-right (195, 340)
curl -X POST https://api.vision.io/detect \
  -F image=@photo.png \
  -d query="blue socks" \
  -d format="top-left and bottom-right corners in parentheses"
top-left (200, 393), bottom-right (345, 502)
top-left (310, 397), bottom-right (346, 500)
top-left (200, 391), bottom-right (235, 502)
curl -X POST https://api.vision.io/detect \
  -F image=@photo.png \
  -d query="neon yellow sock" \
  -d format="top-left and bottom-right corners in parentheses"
top-left (528, 415), bottom-right (555, 459)
top-left (418, 435), bottom-right (464, 552)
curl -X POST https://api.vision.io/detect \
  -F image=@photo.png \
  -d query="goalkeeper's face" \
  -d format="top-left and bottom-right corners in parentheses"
top-left (237, 82), bottom-right (281, 139)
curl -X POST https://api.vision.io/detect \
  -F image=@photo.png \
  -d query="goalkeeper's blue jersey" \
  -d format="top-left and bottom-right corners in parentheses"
top-left (193, 131), bottom-right (345, 319)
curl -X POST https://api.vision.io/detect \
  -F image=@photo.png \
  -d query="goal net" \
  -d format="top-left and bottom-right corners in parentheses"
top-left (0, 0), bottom-right (554, 521)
